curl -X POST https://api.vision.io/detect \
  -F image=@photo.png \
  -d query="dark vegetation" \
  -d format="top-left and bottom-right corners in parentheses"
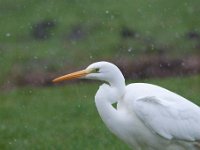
top-left (31, 20), bottom-right (56, 40)
top-left (2, 54), bottom-right (200, 89)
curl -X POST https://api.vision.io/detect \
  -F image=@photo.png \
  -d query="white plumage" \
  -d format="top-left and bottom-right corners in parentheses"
top-left (53, 61), bottom-right (200, 150)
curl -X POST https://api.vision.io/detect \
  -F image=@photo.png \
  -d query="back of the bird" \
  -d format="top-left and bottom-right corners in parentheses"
top-left (123, 83), bottom-right (200, 150)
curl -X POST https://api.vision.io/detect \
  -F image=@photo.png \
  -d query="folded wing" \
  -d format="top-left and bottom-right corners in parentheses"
top-left (134, 96), bottom-right (200, 141)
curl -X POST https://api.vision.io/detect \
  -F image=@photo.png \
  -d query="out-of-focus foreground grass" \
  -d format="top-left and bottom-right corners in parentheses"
top-left (0, 76), bottom-right (199, 150)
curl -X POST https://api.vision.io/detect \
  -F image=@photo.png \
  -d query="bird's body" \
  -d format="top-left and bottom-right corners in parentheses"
top-left (53, 61), bottom-right (200, 150)
top-left (95, 83), bottom-right (200, 150)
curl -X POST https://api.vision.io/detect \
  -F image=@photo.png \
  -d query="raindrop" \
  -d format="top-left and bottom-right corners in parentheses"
top-left (28, 23), bottom-right (33, 29)
top-left (6, 33), bottom-right (11, 37)
top-left (82, 9), bottom-right (86, 14)
top-left (0, 125), bottom-right (6, 130)
top-left (21, 105), bottom-right (25, 109)
top-left (137, 8), bottom-right (142, 13)
top-left (128, 47), bottom-right (133, 52)
top-left (175, 32), bottom-right (180, 38)
top-left (34, 56), bottom-right (38, 60)
top-left (44, 65), bottom-right (48, 70)
top-left (6, 80), bottom-right (11, 84)
top-left (184, 2), bottom-right (188, 6)
top-left (23, 139), bottom-right (28, 145)
top-left (148, 4), bottom-right (152, 8)
top-left (89, 55), bottom-right (93, 59)
top-left (29, 90), bottom-right (32, 94)
top-left (181, 62), bottom-right (185, 66)
top-left (111, 15), bottom-right (114, 20)
top-left (105, 10), bottom-right (109, 14)
top-left (151, 44), bottom-right (155, 50)
top-left (71, 40), bottom-right (77, 45)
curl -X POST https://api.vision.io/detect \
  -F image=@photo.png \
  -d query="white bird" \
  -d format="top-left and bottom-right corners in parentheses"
top-left (53, 61), bottom-right (200, 150)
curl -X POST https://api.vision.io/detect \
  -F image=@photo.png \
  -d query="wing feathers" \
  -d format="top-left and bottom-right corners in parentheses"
top-left (134, 96), bottom-right (200, 141)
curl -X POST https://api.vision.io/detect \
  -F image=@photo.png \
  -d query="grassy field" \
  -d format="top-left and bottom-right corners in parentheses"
top-left (0, 75), bottom-right (200, 150)
top-left (0, 0), bottom-right (200, 85)
top-left (0, 0), bottom-right (200, 149)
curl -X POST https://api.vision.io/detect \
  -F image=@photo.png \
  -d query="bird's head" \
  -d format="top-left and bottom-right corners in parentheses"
top-left (53, 61), bottom-right (125, 87)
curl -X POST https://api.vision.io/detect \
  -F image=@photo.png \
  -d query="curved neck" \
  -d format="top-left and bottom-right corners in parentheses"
top-left (108, 71), bottom-right (126, 95)
top-left (94, 75), bottom-right (126, 133)
top-left (95, 94), bottom-right (119, 132)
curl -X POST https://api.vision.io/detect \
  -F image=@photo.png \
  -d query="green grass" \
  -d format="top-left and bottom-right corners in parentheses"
top-left (0, 1), bottom-right (200, 148)
top-left (0, 75), bottom-right (200, 150)
top-left (0, 83), bottom-right (130, 150)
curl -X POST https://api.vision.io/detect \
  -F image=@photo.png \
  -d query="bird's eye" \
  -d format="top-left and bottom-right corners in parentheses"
top-left (93, 68), bottom-right (100, 73)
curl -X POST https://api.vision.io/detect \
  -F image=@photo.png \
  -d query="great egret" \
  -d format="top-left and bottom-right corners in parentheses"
top-left (53, 61), bottom-right (200, 150)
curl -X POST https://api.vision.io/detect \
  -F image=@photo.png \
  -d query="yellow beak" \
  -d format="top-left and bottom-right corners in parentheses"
top-left (53, 69), bottom-right (90, 83)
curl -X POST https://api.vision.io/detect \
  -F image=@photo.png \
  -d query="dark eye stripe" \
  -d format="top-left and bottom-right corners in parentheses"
top-left (91, 68), bottom-right (100, 73)
top-left (95, 68), bottom-right (100, 72)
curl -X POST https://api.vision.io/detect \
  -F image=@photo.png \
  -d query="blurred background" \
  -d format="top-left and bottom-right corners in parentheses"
top-left (0, 0), bottom-right (200, 149)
